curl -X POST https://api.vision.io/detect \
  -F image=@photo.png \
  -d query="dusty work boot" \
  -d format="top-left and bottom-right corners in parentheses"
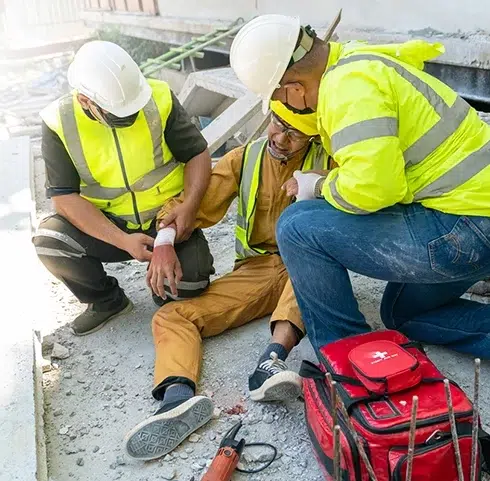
top-left (124, 396), bottom-right (214, 461)
top-left (71, 293), bottom-right (133, 336)
top-left (249, 352), bottom-right (302, 402)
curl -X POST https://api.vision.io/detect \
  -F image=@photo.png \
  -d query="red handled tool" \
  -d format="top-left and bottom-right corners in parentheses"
top-left (190, 421), bottom-right (276, 481)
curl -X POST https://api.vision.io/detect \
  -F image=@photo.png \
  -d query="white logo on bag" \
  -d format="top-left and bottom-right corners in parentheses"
top-left (371, 351), bottom-right (398, 364)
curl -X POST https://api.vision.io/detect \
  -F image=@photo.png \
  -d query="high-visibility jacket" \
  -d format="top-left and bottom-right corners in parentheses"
top-left (235, 137), bottom-right (328, 259)
top-left (318, 40), bottom-right (490, 216)
top-left (40, 79), bottom-right (184, 230)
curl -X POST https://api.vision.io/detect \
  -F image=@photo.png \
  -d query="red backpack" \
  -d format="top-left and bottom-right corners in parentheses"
top-left (300, 330), bottom-right (490, 481)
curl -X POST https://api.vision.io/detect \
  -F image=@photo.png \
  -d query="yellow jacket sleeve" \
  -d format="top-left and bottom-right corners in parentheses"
top-left (156, 146), bottom-right (244, 228)
top-left (319, 65), bottom-right (408, 214)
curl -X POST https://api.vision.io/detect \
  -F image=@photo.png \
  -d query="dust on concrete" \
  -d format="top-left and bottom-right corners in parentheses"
top-left (4, 53), bottom-right (490, 481)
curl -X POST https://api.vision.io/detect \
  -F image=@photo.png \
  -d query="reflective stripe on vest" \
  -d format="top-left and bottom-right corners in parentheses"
top-left (235, 139), bottom-right (329, 259)
top-left (235, 139), bottom-right (268, 259)
top-left (59, 96), bottom-right (180, 200)
top-left (326, 54), bottom-right (489, 203)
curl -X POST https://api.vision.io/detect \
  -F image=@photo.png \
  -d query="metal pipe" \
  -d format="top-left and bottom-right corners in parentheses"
top-left (406, 396), bottom-right (418, 481)
top-left (471, 358), bottom-right (481, 481)
top-left (333, 425), bottom-right (342, 481)
top-left (444, 379), bottom-right (464, 481)
top-left (332, 383), bottom-right (379, 481)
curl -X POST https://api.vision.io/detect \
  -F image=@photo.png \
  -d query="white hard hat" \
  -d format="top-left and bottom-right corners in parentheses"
top-left (68, 40), bottom-right (152, 117)
top-left (231, 15), bottom-right (313, 114)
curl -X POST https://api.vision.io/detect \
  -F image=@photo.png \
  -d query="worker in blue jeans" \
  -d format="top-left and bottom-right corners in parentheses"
top-left (276, 201), bottom-right (490, 358)
top-left (228, 16), bottom-right (490, 359)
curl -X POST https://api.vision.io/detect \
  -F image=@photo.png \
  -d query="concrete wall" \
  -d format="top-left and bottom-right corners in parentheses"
top-left (157, 0), bottom-right (490, 35)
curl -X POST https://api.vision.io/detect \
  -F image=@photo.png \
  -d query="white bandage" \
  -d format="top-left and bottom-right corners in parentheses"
top-left (293, 170), bottom-right (323, 201)
top-left (154, 227), bottom-right (176, 247)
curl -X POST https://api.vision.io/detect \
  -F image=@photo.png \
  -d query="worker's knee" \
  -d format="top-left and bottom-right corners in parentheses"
top-left (380, 283), bottom-right (407, 330)
top-left (151, 302), bottom-right (202, 337)
top-left (172, 229), bottom-right (214, 300)
top-left (32, 214), bottom-right (86, 262)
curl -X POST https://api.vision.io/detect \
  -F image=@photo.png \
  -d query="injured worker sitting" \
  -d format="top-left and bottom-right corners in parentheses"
top-left (124, 101), bottom-right (333, 460)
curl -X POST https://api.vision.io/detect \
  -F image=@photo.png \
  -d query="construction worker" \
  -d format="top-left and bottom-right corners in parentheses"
top-left (123, 101), bottom-right (331, 461)
top-left (32, 41), bottom-right (214, 335)
top-left (230, 15), bottom-right (490, 359)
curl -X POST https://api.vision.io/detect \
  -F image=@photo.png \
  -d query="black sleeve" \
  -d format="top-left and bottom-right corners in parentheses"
top-left (41, 121), bottom-right (81, 197)
top-left (164, 91), bottom-right (208, 163)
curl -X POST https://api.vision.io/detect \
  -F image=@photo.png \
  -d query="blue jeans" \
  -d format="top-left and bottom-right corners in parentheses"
top-left (276, 201), bottom-right (490, 359)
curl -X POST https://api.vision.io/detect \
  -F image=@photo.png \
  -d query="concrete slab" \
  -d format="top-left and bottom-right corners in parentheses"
top-left (0, 137), bottom-right (47, 481)
top-left (179, 68), bottom-right (266, 154)
top-left (201, 92), bottom-right (261, 155)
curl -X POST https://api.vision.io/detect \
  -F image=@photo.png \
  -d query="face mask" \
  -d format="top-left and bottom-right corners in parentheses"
top-left (102, 111), bottom-right (139, 128)
top-left (88, 103), bottom-right (139, 128)
top-left (283, 103), bottom-right (315, 115)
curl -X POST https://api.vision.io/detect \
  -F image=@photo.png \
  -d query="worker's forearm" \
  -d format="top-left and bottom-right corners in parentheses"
top-left (52, 194), bottom-right (128, 250)
top-left (182, 149), bottom-right (212, 211)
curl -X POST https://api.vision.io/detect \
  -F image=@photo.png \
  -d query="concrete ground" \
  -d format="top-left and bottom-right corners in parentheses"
top-left (3, 53), bottom-right (490, 481)
top-left (33, 160), bottom-right (490, 481)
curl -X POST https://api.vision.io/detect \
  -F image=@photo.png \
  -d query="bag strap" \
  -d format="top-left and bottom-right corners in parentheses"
top-left (400, 340), bottom-right (426, 353)
top-left (479, 429), bottom-right (490, 473)
top-left (300, 360), bottom-right (364, 385)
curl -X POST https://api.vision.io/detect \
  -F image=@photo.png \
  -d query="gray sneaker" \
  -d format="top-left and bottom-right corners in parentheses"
top-left (124, 396), bottom-right (214, 461)
top-left (71, 294), bottom-right (133, 336)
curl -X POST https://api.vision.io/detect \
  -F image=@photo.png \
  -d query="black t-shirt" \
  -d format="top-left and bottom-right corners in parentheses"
top-left (42, 91), bottom-right (208, 197)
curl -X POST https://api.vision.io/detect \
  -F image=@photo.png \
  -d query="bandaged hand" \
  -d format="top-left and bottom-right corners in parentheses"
top-left (146, 226), bottom-right (182, 299)
top-left (292, 171), bottom-right (325, 201)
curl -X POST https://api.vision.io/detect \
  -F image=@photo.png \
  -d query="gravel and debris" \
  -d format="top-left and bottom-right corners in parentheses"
top-left (4, 52), bottom-right (489, 481)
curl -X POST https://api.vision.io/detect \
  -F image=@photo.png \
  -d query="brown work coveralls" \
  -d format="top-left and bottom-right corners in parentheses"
top-left (152, 145), bottom-right (311, 396)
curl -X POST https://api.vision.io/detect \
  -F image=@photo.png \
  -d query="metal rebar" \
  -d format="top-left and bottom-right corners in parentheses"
top-left (444, 379), bottom-right (464, 481)
top-left (406, 396), bottom-right (418, 481)
top-left (334, 425), bottom-right (342, 481)
top-left (471, 359), bottom-right (481, 481)
top-left (333, 384), bottom-right (379, 481)
top-left (331, 380), bottom-right (339, 429)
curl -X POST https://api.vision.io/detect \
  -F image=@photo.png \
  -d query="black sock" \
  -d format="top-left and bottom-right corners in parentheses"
top-left (156, 383), bottom-right (194, 414)
top-left (258, 343), bottom-right (289, 365)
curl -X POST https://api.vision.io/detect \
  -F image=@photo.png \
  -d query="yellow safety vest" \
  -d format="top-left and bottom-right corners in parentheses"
top-left (235, 137), bottom-right (329, 260)
top-left (318, 40), bottom-right (490, 216)
top-left (40, 79), bottom-right (184, 230)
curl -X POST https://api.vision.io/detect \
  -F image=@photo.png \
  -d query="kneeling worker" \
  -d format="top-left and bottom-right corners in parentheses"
top-left (124, 101), bottom-right (332, 460)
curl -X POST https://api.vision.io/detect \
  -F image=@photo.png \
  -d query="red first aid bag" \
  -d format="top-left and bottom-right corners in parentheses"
top-left (300, 330), bottom-right (490, 481)
top-left (348, 340), bottom-right (421, 395)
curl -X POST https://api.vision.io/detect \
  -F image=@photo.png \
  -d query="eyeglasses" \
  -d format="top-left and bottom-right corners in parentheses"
top-left (271, 114), bottom-right (309, 142)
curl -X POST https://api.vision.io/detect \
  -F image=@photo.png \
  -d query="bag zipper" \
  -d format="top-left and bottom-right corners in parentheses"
top-left (310, 379), bottom-right (363, 481)
top-left (112, 129), bottom-right (142, 227)
top-left (320, 352), bottom-right (473, 435)
top-left (351, 359), bottom-right (420, 383)
top-left (391, 435), bottom-right (473, 481)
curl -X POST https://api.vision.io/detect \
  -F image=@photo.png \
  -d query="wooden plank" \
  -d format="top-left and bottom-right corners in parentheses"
top-left (125, 0), bottom-right (142, 12)
top-left (113, 0), bottom-right (128, 12)
top-left (98, 0), bottom-right (112, 10)
top-left (141, 0), bottom-right (157, 15)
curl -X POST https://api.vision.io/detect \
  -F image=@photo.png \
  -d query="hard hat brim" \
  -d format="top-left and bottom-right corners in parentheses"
top-left (107, 74), bottom-right (152, 117)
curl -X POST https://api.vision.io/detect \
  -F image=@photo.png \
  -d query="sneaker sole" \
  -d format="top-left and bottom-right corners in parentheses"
top-left (250, 371), bottom-right (303, 402)
top-left (124, 396), bottom-right (214, 461)
top-left (71, 300), bottom-right (134, 337)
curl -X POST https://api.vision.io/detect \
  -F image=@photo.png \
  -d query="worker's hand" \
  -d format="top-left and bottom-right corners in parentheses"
top-left (282, 177), bottom-right (299, 197)
top-left (293, 171), bottom-right (324, 201)
top-left (122, 233), bottom-right (154, 262)
top-left (160, 203), bottom-right (196, 242)
top-left (146, 245), bottom-right (183, 299)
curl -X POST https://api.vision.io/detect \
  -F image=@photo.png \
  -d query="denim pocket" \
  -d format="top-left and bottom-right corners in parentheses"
top-left (428, 216), bottom-right (490, 279)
